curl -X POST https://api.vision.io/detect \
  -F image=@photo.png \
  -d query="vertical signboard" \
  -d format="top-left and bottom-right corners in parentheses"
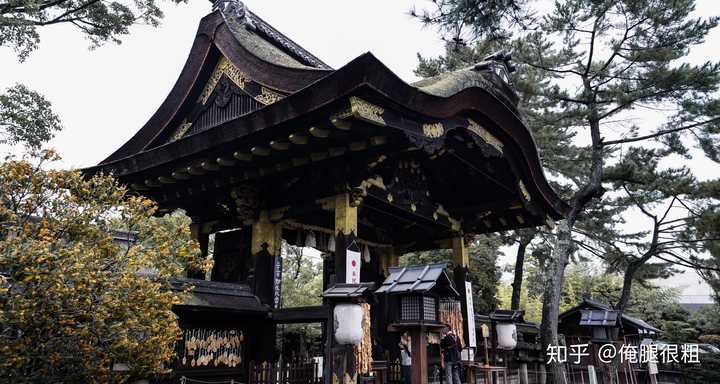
top-left (346, 241), bottom-right (361, 284)
top-left (465, 281), bottom-right (477, 348)
top-left (273, 255), bottom-right (283, 308)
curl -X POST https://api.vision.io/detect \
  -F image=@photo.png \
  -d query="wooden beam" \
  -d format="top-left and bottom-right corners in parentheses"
top-left (201, 161), bottom-right (219, 171)
top-left (217, 156), bottom-right (237, 167)
top-left (369, 136), bottom-right (388, 146)
top-left (288, 134), bottom-right (308, 145)
top-left (251, 146), bottom-right (270, 156)
top-left (349, 141), bottom-right (367, 151)
top-left (329, 147), bottom-right (346, 157)
top-left (171, 170), bottom-right (191, 180)
top-left (309, 126), bottom-right (329, 138)
top-left (144, 179), bottom-right (161, 188)
top-left (233, 151), bottom-right (252, 161)
top-left (158, 176), bottom-right (176, 184)
top-left (310, 152), bottom-right (329, 162)
top-left (272, 305), bottom-right (330, 324)
top-left (186, 165), bottom-right (205, 176)
top-left (270, 141), bottom-right (290, 151)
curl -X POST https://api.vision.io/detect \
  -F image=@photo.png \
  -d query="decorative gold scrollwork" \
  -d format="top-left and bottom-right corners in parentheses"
top-left (467, 118), bottom-right (504, 154)
top-left (350, 96), bottom-right (386, 126)
top-left (170, 120), bottom-right (193, 141)
top-left (518, 180), bottom-right (531, 202)
top-left (255, 87), bottom-right (283, 105)
top-left (199, 56), bottom-right (248, 104)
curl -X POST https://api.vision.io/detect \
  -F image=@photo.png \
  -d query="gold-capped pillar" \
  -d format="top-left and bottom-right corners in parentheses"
top-left (250, 210), bottom-right (282, 364)
top-left (250, 210), bottom-right (281, 306)
top-left (334, 192), bottom-right (358, 284)
top-left (452, 236), bottom-right (475, 354)
top-left (328, 192), bottom-right (359, 384)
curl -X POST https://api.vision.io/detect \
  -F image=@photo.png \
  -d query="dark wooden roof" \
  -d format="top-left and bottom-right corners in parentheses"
top-left (375, 262), bottom-right (459, 296)
top-left (100, 3), bottom-right (332, 164)
top-left (322, 283), bottom-right (375, 299)
top-left (559, 299), bottom-right (662, 334)
top-left (171, 277), bottom-right (267, 313)
top-left (87, 2), bottom-right (569, 243)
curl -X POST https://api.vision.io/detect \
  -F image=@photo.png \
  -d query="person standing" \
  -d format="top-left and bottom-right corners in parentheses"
top-left (440, 326), bottom-right (461, 384)
top-left (399, 333), bottom-right (412, 384)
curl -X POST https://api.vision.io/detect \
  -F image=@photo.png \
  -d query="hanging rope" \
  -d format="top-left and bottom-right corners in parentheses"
top-left (180, 376), bottom-right (237, 384)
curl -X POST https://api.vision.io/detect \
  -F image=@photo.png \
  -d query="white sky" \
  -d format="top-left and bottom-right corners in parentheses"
top-left (1, 0), bottom-right (718, 303)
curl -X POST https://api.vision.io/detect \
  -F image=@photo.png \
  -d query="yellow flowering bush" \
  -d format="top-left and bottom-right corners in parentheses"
top-left (0, 151), bottom-right (210, 383)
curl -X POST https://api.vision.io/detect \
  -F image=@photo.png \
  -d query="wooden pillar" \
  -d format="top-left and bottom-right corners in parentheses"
top-left (327, 192), bottom-right (359, 384)
top-left (250, 210), bottom-right (281, 306)
top-left (376, 247), bottom-right (396, 278)
top-left (250, 210), bottom-right (281, 363)
top-left (452, 237), bottom-right (471, 347)
top-left (188, 223), bottom-right (210, 280)
top-left (520, 363), bottom-right (529, 384)
top-left (334, 192), bottom-right (358, 284)
top-left (410, 327), bottom-right (428, 384)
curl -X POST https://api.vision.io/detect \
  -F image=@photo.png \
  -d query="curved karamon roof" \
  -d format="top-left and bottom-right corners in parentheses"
top-left (92, 1), bottom-right (569, 222)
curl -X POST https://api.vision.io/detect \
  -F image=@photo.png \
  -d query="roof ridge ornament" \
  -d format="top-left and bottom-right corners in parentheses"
top-left (213, 0), bottom-right (256, 31)
top-left (212, 0), bottom-right (332, 70)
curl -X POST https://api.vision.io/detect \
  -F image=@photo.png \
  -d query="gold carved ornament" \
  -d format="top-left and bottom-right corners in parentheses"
top-left (170, 120), bottom-right (193, 142)
top-left (198, 56), bottom-right (248, 104)
top-left (518, 180), bottom-right (532, 202)
top-left (467, 118), bottom-right (504, 154)
top-left (255, 87), bottom-right (283, 105)
top-left (423, 122), bottom-right (444, 138)
top-left (349, 96), bottom-right (386, 126)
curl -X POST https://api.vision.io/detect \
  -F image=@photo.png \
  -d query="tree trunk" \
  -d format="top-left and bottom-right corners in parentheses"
top-left (616, 262), bottom-right (639, 314)
top-left (511, 237), bottom-right (531, 311)
top-left (540, 220), bottom-right (573, 384)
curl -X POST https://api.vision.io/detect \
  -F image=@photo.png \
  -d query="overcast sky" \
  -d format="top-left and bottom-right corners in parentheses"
top-left (1, 0), bottom-right (718, 303)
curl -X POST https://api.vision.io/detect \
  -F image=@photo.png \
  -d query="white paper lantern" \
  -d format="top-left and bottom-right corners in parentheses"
top-left (496, 323), bottom-right (517, 350)
top-left (334, 304), bottom-right (364, 345)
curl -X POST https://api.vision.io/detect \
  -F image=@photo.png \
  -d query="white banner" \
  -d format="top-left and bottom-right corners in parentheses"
top-left (346, 248), bottom-right (361, 284)
top-left (465, 281), bottom-right (477, 348)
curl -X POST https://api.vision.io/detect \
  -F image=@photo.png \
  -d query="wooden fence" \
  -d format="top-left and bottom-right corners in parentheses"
top-left (249, 360), bottom-right (321, 384)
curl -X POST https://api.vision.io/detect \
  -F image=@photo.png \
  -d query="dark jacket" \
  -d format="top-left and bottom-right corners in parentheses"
top-left (440, 332), bottom-right (461, 362)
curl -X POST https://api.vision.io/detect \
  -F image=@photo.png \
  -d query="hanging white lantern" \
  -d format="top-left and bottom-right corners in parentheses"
top-left (496, 323), bottom-right (517, 350)
top-left (305, 230), bottom-right (316, 248)
top-left (334, 304), bottom-right (364, 345)
top-left (362, 244), bottom-right (371, 263)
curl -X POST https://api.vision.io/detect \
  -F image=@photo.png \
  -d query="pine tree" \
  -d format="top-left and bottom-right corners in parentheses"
top-left (414, 1), bottom-right (720, 381)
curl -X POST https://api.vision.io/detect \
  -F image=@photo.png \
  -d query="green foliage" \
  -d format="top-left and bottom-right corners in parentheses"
top-left (414, 2), bottom-right (720, 355)
top-left (400, 236), bottom-right (502, 314)
top-left (499, 257), bottom-right (691, 329)
top-left (278, 244), bottom-right (323, 358)
top-left (0, 0), bottom-right (187, 61)
top-left (684, 352), bottom-right (720, 384)
top-left (280, 243), bottom-right (323, 308)
top-left (0, 151), bottom-right (208, 383)
top-left (0, 83), bottom-right (61, 149)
